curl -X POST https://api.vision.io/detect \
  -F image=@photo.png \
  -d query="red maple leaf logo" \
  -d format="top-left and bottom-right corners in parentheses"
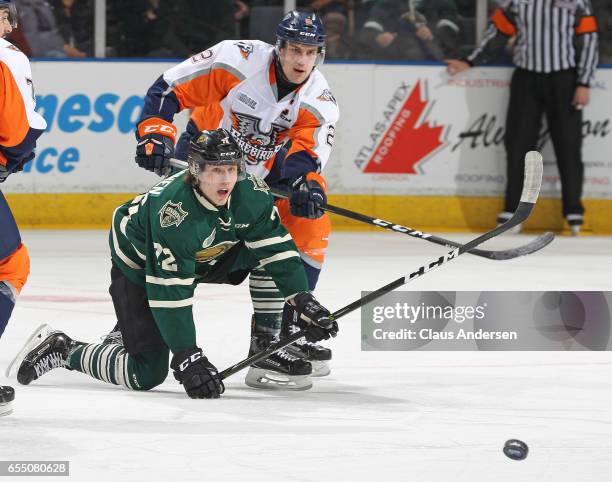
top-left (363, 80), bottom-right (446, 174)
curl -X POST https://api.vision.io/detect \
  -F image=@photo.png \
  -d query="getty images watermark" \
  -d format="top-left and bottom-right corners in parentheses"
top-left (361, 292), bottom-right (612, 351)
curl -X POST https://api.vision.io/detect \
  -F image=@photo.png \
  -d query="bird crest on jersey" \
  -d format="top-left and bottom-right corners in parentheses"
top-left (158, 200), bottom-right (188, 228)
top-left (230, 111), bottom-right (286, 165)
top-left (195, 240), bottom-right (238, 263)
top-left (317, 89), bottom-right (337, 105)
top-left (234, 41), bottom-right (254, 60)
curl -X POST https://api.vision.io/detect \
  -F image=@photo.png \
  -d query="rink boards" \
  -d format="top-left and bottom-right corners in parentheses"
top-left (3, 60), bottom-right (612, 232)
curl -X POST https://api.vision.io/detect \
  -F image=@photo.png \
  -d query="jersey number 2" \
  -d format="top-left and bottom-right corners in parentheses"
top-left (153, 243), bottom-right (177, 272)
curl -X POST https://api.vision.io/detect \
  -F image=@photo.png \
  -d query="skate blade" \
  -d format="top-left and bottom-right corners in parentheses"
top-left (0, 402), bottom-right (13, 417)
top-left (245, 367), bottom-right (312, 391)
top-left (310, 360), bottom-right (331, 378)
top-left (5, 324), bottom-right (54, 378)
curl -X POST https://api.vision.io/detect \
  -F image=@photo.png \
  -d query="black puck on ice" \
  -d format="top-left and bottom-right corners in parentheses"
top-left (503, 439), bottom-right (528, 460)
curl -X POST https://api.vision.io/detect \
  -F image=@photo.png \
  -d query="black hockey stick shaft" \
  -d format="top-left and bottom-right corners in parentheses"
top-left (269, 191), bottom-right (553, 261)
top-left (169, 158), bottom-right (552, 260)
top-left (218, 151), bottom-right (544, 380)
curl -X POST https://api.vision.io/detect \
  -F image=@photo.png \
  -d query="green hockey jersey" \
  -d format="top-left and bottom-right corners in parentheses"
top-left (109, 170), bottom-right (308, 353)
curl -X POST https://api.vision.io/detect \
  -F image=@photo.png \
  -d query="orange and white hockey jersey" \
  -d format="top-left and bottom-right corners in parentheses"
top-left (0, 37), bottom-right (46, 173)
top-left (141, 40), bottom-right (339, 180)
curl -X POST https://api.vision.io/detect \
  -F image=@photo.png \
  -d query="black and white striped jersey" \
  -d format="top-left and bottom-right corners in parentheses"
top-left (467, 0), bottom-right (599, 86)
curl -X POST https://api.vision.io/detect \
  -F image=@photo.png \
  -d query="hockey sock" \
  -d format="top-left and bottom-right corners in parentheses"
top-left (0, 282), bottom-right (16, 338)
top-left (67, 343), bottom-right (169, 391)
top-left (249, 268), bottom-right (284, 336)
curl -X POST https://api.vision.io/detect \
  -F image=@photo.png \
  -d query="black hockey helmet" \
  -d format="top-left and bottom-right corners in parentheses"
top-left (276, 10), bottom-right (326, 65)
top-left (0, 0), bottom-right (18, 29)
top-left (187, 128), bottom-right (247, 180)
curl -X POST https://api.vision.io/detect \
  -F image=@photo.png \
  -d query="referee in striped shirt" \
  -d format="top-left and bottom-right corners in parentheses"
top-left (446, 0), bottom-right (599, 235)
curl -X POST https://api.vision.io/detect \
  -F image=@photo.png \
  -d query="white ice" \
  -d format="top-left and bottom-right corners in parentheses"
top-left (1, 230), bottom-right (611, 481)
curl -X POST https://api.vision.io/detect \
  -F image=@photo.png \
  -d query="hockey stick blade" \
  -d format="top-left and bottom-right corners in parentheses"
top-left (219, 151), bottom-right (544, 380)
top-left (170, 157), bottom-right (553, 260)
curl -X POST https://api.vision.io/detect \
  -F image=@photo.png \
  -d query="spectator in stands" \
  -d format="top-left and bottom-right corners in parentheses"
top-left (107, 0), bottom-right (162, 57)
top-left (415, 0), bottom-right (462, 56)
top-left (51, 0), bottom-right (93, 57)
top-left (15, 0), bottom-right (84, 57)
top-left (592, 0), bottom-right (612, 63)
top-left (153, 0), bottom-right (236, 58)
top-left (298, 0), bottom-right (348, 16)
top-left (323, 10), bottom-right (353, 59)
top-left (357, 0), bottom-right (444, 60)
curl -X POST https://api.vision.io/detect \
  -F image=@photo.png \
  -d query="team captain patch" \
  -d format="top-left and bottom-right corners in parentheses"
top-left (159, 200), bottom-right (188, 228)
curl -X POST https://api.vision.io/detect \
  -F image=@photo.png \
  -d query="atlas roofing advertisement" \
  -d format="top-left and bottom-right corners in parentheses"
top-left (2, 61), bottom-right (611, 197)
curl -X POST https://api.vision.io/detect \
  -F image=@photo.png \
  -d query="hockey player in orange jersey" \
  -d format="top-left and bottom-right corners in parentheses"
top-left (0, 0), bottom-right (47, 415)
top-left (133, 11), bottom-right (339, 385)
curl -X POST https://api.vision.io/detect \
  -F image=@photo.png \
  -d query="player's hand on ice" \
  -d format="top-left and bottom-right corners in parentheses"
top-left (171, 347), bottom-right (225, 399)
top-left (290, 292), bottom-right (338, 342)
top-left (572, 86), bottom-right (590, 110)
top-left (444, 59), bottom-right (471, 75)
top-left (289, 172), bottom-right (327, 219)
top-left (135, 117), bottom-right (176, 176)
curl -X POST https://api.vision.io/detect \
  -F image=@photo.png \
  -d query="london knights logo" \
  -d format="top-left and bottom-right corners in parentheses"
top-left (158, 201), bottom-right (188, 228)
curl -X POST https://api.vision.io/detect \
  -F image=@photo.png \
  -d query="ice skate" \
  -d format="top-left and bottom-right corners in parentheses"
top-left (100, 323), bottom-right (123, 345)
top-left (15, 328), bottom-right (78, 385)
top-left (282, 321), bottom-right (331, 377)
top-left (245, 333), bottom-right (313, 390)
top-left (5, 324), bottom-right (54, 378)
top-left (0, 386), bottom-right (15, 417)
top-left (567, 214), bottom-right (583, 236)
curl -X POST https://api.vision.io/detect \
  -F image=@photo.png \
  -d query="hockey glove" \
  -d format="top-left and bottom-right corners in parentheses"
top-left (135, 117), bottom-right (177, 176)
top-left (290, 292), bottom-right (338, 343)
top-left (0, 151), bottom-right (35, 183)
top-left (171, 347), bottom-right (225, 399)
top-left (289, 172), bottom-right (327, 219)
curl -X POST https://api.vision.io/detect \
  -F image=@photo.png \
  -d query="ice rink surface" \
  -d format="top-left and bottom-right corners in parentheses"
top-left (1, 230), bottom-right (611, 481)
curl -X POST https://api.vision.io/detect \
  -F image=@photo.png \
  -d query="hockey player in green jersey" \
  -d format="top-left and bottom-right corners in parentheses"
top-left (11, 128), bottom-right (337, 398)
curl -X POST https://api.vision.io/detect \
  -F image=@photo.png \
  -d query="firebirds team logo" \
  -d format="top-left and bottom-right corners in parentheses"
top-left (230, 111), bottom-right (286, 165)
top-left (158, 201), bottom-right (188, 228)
top-left (317, 89), bottom-right (337, 105)
top-left (234, 41), bottom-right (254, 60)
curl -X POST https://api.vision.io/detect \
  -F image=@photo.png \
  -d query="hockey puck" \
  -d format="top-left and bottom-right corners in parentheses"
top-left (503, 439), bottom-right (528, 460)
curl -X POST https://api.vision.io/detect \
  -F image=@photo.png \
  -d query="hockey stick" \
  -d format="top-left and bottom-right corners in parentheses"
top-left (268, 191), bottom-right (553, 261)
top-left (169, 159), bottom-right (553, 261)
top-left (217, 151), bottom-right (545, 380)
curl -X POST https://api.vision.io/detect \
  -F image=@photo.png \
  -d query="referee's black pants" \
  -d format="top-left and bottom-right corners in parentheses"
top-left (504, 68), bottom-right (584, 217)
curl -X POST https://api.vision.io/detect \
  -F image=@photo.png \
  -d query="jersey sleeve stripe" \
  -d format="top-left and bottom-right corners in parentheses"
top-left (491, 7), bottom-right (517, 36)
top-left (252, 300), bottom-right (286, 309)
top-left (258, 250), bottom-right (300, 267)
top-left (119, 215), bottom-right (146, 260)
top-left (149, 298), bottom-right (194, 308)
top-left (575, 15), bottom-right (598, 35)
top-left (244, 233), bottom-right (293, 249)
top-left (145, 275), bottom-right (195, 286)
top-left (111, 207), bottom-right (144, 270)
